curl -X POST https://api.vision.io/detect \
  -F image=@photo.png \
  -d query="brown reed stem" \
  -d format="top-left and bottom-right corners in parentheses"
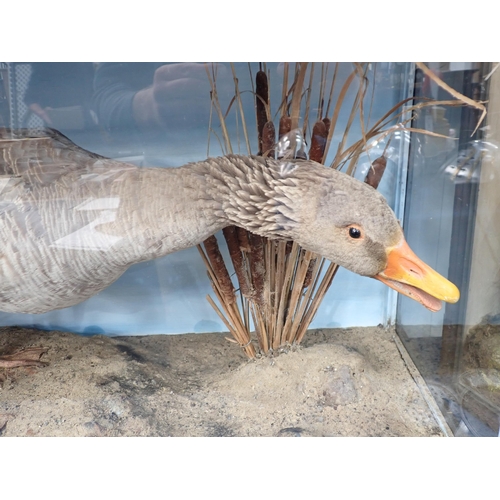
top-left (290, 63), bottom-right (308, 130)
top-left (202, 236), bottom-right (235, 304)
top-left (333, 64), bottom-right (368, 169)
top-left (309, 120), bottom-right (328, 163)
top-left (262, 121), bottom-right (276, 158)
top-left (236, 226), bottom-right (251, 252)
top-left (283, 249), bottom-right (313, 343)
top-left (302, 63), bottom-right (315, 139)
top-left (280, 63), bottom-right (289, 118)
top-left (248, 232), bottom-right (266, 308)
top-left (364, 156), bottom-right (387, 190)
top-left (324, 63), bottom-right (339, 119)
top-left (230, 63), bottom-right (252, 155)
top-left (223, 226), bottom-right (252, 299)
top-left (303, 257), bottom-right (316, 290)
top-left (275, 242), bottom-right (300, 347)
top-left (279, 116), bottom-right (292, 139)
top-left (205, 64), bottom-right (233, 154)
top-left (322, 67), bottom-right (358, 165)
top-left (256, 70), bottom-right (270, 155)
top-left (295, 262), bottom-right (339, 344)
top-left (198, 244), bottom-right (255, 357)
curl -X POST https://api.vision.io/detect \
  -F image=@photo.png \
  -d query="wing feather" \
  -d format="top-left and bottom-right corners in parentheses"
top-left (0, 128), bottom-right (127, 188)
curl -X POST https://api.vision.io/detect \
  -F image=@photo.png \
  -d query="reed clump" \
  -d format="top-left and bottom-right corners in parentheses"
top-left (198, 62), bottom-right (479, 358)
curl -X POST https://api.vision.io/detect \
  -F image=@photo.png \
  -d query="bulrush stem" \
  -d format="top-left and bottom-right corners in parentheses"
top-left (222, 226), bottom-right (252, 299)
top-left (248, 233), bottom-right (265, 308)
top-left (202, 236), bottom-right (235, 305)
top-left (309, 120), bottom-right (328, 163)
top-left (279, 116), bottom-right (292, 139)
top-left (256, 70), bottom-right (270, 155)
top-left (262, 121), bottom-right (276, 158)
top-left (236, 227), bottom-right (251, 252)
top-left (198, 244), bottom-right (255, 358)
top-left (364, 156), bottom-right (387, 190)
top-left (289, 63), bottom-right (308, 130)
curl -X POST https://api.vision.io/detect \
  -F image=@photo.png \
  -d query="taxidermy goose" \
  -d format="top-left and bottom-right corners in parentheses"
top-left (0, 128), bottom-right (459, 318)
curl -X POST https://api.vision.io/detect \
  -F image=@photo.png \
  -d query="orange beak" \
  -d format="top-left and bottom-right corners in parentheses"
top-left (375, 237), bottom-right (460, 312)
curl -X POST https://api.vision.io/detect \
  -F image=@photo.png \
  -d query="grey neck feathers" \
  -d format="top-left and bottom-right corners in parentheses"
top-left (188, 155), bottom-right (325, 240)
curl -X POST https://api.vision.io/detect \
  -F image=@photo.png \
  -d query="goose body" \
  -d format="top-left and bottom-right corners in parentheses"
top-left (0, 128), bottom-right (459, 315)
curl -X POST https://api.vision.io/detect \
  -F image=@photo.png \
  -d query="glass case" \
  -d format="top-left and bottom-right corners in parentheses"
top-left (1, 62), bottom-right (498, 436)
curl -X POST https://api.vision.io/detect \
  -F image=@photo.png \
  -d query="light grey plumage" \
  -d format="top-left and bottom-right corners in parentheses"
top-left (0, 128), bottom-right (456, 315)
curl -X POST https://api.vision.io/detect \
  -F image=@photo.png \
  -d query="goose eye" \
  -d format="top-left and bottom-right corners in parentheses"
top-left (348, 227), bottom-right (362, 239)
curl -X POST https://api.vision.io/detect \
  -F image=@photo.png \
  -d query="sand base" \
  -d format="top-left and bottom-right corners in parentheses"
top-left (0, 326), bottom-right (447, 437)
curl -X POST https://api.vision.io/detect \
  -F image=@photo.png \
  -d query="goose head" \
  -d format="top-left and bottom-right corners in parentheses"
top-left (270, 161), bottom-right (460, 312)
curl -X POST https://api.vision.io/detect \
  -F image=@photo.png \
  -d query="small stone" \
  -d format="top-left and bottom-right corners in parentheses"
top-left (323, 365), bottom-right (358, 406)
top-left (0, 417), bottom-right (8, 435)
top-left (276, 427), bottom-right (313, 437)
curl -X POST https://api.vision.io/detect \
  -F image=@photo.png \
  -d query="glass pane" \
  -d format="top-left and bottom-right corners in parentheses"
top-left (397, 62), bottom-right (499, 436)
